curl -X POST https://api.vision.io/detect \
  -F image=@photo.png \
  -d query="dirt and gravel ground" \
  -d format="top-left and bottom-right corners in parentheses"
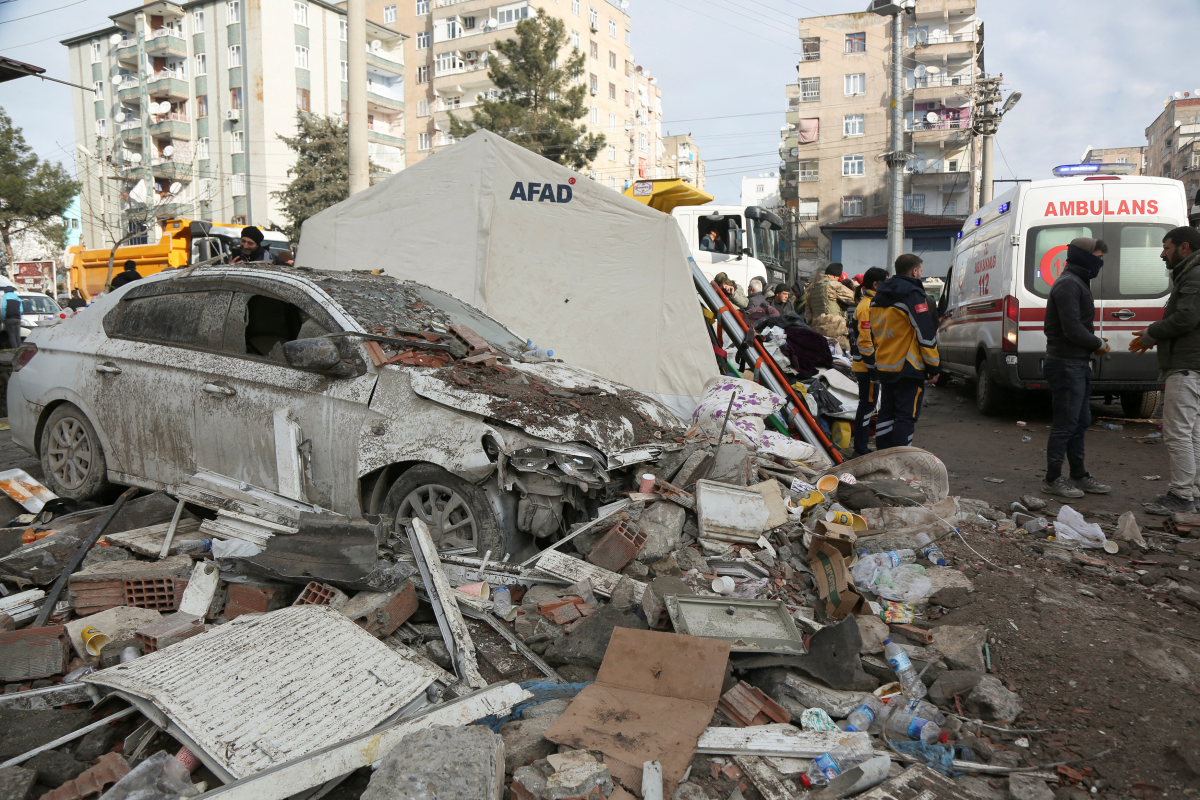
top-left (916, 378), bottom-right (1200, 798)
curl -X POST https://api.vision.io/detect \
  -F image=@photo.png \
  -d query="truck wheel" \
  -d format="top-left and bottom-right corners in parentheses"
top-left (39, 403), bottom-right (110, 502)
top-left (975, 364), bottom-right (1010, 416)
top-left (382, 463), bottom-right (503, 556)
top-left (1121, 391), bottom-right (1163, 419)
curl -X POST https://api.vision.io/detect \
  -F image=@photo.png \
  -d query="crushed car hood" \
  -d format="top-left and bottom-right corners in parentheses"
top-left (408, 360), bottom-right (684, 458)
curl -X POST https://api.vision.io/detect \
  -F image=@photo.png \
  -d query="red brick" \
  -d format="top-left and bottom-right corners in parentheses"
top-left (40, 752), bottom-right (129, 800)
top-left (69, 579), bottom-right (125, 616)
top-left (539, 602), bottom-right (581, 625)
top-left (346, 581), bottom-right (417, 638)
top-left (293, 581), bottom-right (348, 609)
top-left (124, 577), bottom-right (184, 612)
top-left (0, 625), bottom-right (69, 681)
top-left (718, 681), bottom-right (791, 727)
top-left (134, 613), bottom-right (205, 653)
top-left (223, 581), bottom-right (290, 619)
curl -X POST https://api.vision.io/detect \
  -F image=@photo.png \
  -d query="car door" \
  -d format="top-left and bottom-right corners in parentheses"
top-left (84, 284), bottom-right (232, 489)
top-left (190, 274), bottom-right (376, 515)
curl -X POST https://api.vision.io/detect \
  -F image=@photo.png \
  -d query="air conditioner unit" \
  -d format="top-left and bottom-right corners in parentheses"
top-left (226, 109), bottom-right (240, 121)
top-left (589, 87), bottom-right (598, 95)
top-left (589, 19), bottom-right (599, 31)
top-left (465, 51), bottom-right (478, 60)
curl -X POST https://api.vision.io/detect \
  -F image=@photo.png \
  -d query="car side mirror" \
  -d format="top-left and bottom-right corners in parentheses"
top-left (281, 337), bottom-right (354, 376)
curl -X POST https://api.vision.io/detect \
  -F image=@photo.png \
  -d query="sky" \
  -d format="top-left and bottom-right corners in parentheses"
top-left (2, 0), bottom-right (1199, 206)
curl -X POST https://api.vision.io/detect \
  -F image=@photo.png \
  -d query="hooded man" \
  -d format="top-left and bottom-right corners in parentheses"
top-left (850, 267), bottom-right (889, 455)
top-left (1040, 237), bottom-right (1111, 499)
top-left (805, 262), bottom-right (856, 323)
top-left (110, 259), bottom-right (143, 289)
top-left (1134, 226), bottom-right (1200, 515)
top-left (229, 226), bottom-right (268, 264)
top-left (862, 254), bottom-right (939, 449)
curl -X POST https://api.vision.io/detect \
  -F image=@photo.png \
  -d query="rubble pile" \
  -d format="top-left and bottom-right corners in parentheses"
top-left (0, 420), bottom-right (1141, 800)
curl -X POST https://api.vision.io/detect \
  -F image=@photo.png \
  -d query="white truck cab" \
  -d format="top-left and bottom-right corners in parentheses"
top-left (938, 164), bottom-right (1189, 415)
top-left (670, 204), bottom-right (786, 290)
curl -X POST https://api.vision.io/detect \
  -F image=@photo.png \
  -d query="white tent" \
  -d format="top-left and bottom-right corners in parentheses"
top-left (297, 130), bottom-right (715, 418)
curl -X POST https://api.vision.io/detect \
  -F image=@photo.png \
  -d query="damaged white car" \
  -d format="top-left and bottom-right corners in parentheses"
top-left (6, 266), bottom-right (684, 557)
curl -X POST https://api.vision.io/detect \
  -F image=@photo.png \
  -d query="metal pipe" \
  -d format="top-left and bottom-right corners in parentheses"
top-left (886, 10), bottom-right (905, 272)
top-left (347, 0), bottom-right (369, 196)
top-left (31, 487), bottom-right (139, 629)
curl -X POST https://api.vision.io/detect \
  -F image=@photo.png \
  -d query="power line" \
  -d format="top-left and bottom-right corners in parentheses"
top-left (0, 0), bottom-right (90, 25)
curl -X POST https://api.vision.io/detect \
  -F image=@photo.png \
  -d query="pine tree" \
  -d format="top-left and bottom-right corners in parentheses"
top-left (449, 15), bottom-right (603, 169)
top-left (0, 107), bottom-right (79, 275)
top-left (272, 113), bottom-right (353, 242)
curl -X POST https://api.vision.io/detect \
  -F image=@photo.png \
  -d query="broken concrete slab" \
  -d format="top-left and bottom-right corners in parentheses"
top-left (672, 547), bottom-right (708, 575)
top-left (966, 675), bottom-right (1022, 724)
top-left (747, 668), bottom-right (865, 718)
top-left (65, 606), bottom-right (162, 661)
top-left (25, 750), bottom-right (86, 788)
top-left (512, 752), bottom-right (613, 800)
top-left (926, 566), bottom-right (974, 594)
top-left (932, 626), bottom-right (987, 672)
top-left (857, 614), bottom-right (888, 654)
top-left (635, 521), bottom-right (679, 565)
top-left (362, 725), bottom-right (504, 800)
top-left (0, 765), bottom-right (35, 800)
top-left (542, 605), bottom-right (648, 670)
top-left (642, 501), bottom-right (686, 541)
top-left (0, 626), bottom-right (70, 682)
top-left (928, 670), bottom-right (986, 707)
top-left (73, 721), bottom-right (120, 762)
top-left (499, 716), bottom-right (558, 776)
top-left (1007, 773), bottom-right (1055, 800)
top-left (0, 709), bottom-right (92, 760)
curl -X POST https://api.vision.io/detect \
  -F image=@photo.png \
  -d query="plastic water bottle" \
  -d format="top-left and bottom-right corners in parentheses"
top-left (492, 587), bottom-right (512, 618)
top-left (799, 735), bottom-right (875, 787)
top-left (174, 539), bottom-right (213, 555)
top-left (882, 708), bottom-right (946, 744)
top-left (873, 564), bottom-right (932, 603)
top-left (861, 549), bottom-right (917, 569)
top-left (913, 533), bottom-right (946, 566)
top-left (1100, 422), bottom-right (1124, 431)
top-left (883, 638), bottom-right (927, 700)
top-left (850, 558), bottom-right (881, 589)
top-left (844, 695), bottom-right (885, 733)
top-left (890, 695), bottom-right (945, 725)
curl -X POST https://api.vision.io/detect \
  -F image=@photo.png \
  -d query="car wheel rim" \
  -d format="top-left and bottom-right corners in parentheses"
top-left (47, 416), bottom-right (93, 491)
top-left (399, 483), bottom-right (479, 550)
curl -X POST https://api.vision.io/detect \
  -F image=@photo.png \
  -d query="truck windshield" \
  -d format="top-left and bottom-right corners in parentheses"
top-left (20, 296), bottom-right (60, 314)
top-left (750, 221), bottom-right (780, 265)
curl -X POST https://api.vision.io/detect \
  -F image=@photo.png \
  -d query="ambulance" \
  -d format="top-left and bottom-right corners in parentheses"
top-left (938, 163), bottom-right (1189, 415)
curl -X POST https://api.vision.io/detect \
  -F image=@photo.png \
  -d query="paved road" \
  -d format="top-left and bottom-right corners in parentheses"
top-left (0, 423), bottom-right (41, 480)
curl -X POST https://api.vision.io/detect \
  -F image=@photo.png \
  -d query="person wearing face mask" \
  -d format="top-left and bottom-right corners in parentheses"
top-left (1040, 236), bottom-right (1111, 499)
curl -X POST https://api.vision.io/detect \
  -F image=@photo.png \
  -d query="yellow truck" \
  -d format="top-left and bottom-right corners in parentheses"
top-left (67, 220), bottom-right (289, 298)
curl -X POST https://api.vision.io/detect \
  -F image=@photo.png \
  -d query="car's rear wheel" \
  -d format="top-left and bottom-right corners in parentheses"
top-left (382, 464), bottom-right (503, 556)
top-left (39, 403), bottom-right (110, 501)
top-left (975, 362), bottom-right (1010, 416)
top-left (1121, 391), bottom-right (1162, 419)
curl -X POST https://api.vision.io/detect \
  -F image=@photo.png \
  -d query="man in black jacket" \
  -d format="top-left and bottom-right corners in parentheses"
top-left (1041, 237), bottom-right (1112, 498)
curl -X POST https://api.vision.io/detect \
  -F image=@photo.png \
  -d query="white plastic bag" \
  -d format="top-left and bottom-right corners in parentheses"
top-left (1052, 505), bottom-right (1108, 549)
top-left (211, 538), bottom-right (262, 558)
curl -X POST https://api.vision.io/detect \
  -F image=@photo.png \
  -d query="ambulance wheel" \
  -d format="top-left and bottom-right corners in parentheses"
top-left (975, 365), bottom-right (1009, 416)
top-left (1120, 391), bottom-right (1162, 419)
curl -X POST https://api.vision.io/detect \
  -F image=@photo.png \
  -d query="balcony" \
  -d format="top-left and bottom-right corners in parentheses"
top-left (367, 120), bottom-right (404, 147)
top-left (368, 51), bottom-right (404, 74)
top-left (115, 39), bottom-right (138, 62)
top-left (910, 167), bottom-right (970, 188)
top-left (149, 113), bottom-right (191, 140)
top-left (144, 28), bottom-right (187, 58)
top-left (912, 73), bottom-right (973, 102)
top-left (914, 33), bottom-right (975, 58)
top-left (147, 71), bottom-right (190, 100)
top-left (118, 119), bottom-right (143, 142)
top-left (909, 116), bottom-right (971, 143)
top-left (367, 90), bottom-right (403, 112)
top-left (116, 77), bottom-right (141, 101)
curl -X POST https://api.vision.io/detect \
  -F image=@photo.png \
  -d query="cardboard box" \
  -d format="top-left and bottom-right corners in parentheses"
top-left (807, 540), bottom-right (865, 619)
top-left (811, 520), bottom-right (858, 559)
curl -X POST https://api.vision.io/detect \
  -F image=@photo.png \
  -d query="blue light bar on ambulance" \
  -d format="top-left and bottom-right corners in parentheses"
top-left (956, 231), bottom-right (963, 239)
top-left (1052, 163), bottom-right (1137, 177)
top-left (973, 218), bottom-right (981, 226)
top-left (998, 202), bottom-right (1011, 214)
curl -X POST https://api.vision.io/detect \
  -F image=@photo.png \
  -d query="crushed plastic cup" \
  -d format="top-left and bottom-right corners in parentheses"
top-left (712, 576), bottom-right (735, 595)
top-left (837, 473), bottom-right (857, 485)
top-left (639, 473), bottom-right (656, 493)
top-left (826, 509), bottom-right (854, 526)
top-left (456, 581), bottom-right (490, 600)
top-left (80, 626), bottom-right (111, 657)
top-left (816, 475), bottom-right (839, 493)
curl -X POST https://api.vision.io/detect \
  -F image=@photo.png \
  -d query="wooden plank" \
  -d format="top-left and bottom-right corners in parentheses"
top-left (198, 683), bottom-right (532, 800)
top-left (159, 498), bottom-right (187, 559)
top-left (695, 724), bottom-right (868, 758)
top-left (105, 518), bottom-right (203, 557)
top-left (733, 756), bottom-right (793, 800)
top-left (534, 550), bottom-right (646, 602)
top-left (407, 518), bottom-right (487, 689)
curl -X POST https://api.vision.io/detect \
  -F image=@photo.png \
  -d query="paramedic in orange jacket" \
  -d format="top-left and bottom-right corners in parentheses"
top-left (849, 267), bottom-right (889, 455)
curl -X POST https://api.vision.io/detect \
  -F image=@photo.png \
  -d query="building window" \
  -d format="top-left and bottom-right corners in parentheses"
top-left (904, 194), bottom-right (925, 213)
top-left (195, 53), bottom-right (207, 75)
top-left (229, 44), bottom-right (241, 67)
top-left (418, 132), bottom-right (431, 150)
top-left (231, 173), bottom-right (246, 196)
top-left (464, 16), bottom-right (475, 28)
top-left (571, 0), bottom-right (579, 13)
top-left (231, 130), bottom-right (244, 153)
top-left (570, 30), bottom-right (579, 48)
top-left (589, 169), bottom-right (597, 180)
top-left (416, 0), bottom-right (429, 13)
top-left (95, 118), bottom-right (107, 137)
top-left (93, 80), bottom-right (103, 99)
top-left (383, 4), bottom-right (397, 22)
top-left (295, 46), bottom-right (308, 68)
top-left (590, 41), bottom-right (598, 59)
top-left (435, 52), bottom-right (462, 75)
top-left (447, 19), bottom-right (460, 38)
top-left (944, 199), bottom-right (958, 214)
top-left (947, 158), bottom-right (958, 172)
top-left (609, 176), bottom-right (617, 189)
top-left (417, 65), bottom-right (429, 83)
top-left (624, 89), bottom-right (630, 105)
top-left (608, 145), bottom-right (616, 160)
top-left (801, 37), bottom-right (820, 61)
top-left (844, 73), bottom-right (865, 95)
top-left (193, 9), bottom-right (204, 29)
top-left (444, 95), bottom-right (460, 108)
top-left (843, 196), bottom-right (864, 216)
top-left (589, 73), bottom-right (597, 91)
top-left (416, 31), bottom-right (429, 48)
top-left (297, 88), bottom-right (310, 111)
top-left (588, 7), bottom-right (598, 29)
top-left (845, 32), bottom-right (865, 53)
top-left (294, 2), bottom-right (308, 25)
top-left (589, 105), bottom-right (599, 123)
top-left (198, 178), bottom-right (214, 201)
top-left (230, 87), bottom-right (242, 109)
top-left (339, 19), bottom-right (347, 40)
top-left (1116, 156), bottom-right (1128, 164)
top-left (608, 82), bottom-right (616, 99)
top-left (195, 137), bottom-right (210, 160)
top-left (497, 6), bottom-right (528, 24)
top-left (90, 41), bottom-right (102, 62)
top-left (639, 132), bottom-right (647, 150)
top-left (800, 77), bottom-right (819, 102)
top-left (197, 95), bottom-right (208, 117)
top-left (416, 98), bottom-right (429, 116)
top-left (608, 113), bottom-right (616, 130)
top-left (227, 0), bottom-right (240, 24)
top-left (340, 60), bottom-right (347, 81)
top-left (842, 154), bottom-right (864, 176)
top-left (843, 114), bottom-right (863, 136)
top-left (608, 51), bottom-right (616, 69)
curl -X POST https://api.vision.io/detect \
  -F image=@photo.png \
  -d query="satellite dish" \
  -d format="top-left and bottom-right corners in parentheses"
top-left (925, 111), bottom-right (939, 123)
top-left (370, 39), bottom-right (381, 50)
top-left (114, 112), bottom-right (126, 123)
top-left (169, 181), bottom-right (182, 194)
top-left (916, 29), bottom-right (928, 44)
top-left (483, 18), bottom-right (496, 29)
top-left (925, 65), bottom-right (941, 75)
top-left (109, 33), bottom-right (122, 45)
top-left (163, 145), bottom-right (174, 156)
top-left (620, 0), bottom-right (629, 8)
top-left (111, 76), bottom-right (123, 85)
top-left (130, 152), bottom-right (142, 163)
top-left (1176, 120), bottom-right (1184, 128)
top-left (156, 102), bottom-right (169, 114)
top-left (914, 64), bottom-right (927, 77)
top-left (1187, 93), bottom-right (1192, 98)
top-left (1176, 92), bottom-right (1184, 99)
top-left (915, 160), bottom-right (927, 172)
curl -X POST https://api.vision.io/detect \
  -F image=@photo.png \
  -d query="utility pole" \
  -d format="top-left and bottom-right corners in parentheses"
top-left (347, 0), bottom-right (369, 196)
top-left (973, 75), bottom-right (1020, 208)
top-left (870, 0), bottom-right (914, 273)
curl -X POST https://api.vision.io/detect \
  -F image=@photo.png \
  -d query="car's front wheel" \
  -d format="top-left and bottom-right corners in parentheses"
top-left (39, 403), bottom-right (110, 501)
top-left (382, 463), bottom-right (503, 556)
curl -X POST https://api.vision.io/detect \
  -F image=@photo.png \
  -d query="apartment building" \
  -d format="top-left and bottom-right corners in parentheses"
top-left (1145, 97), bottom-right (1200, 215)
top-left (367, 0), bottom-right (664, 189)
top-left (780, 0), bottom-right (983, 276)
top-left (1082, 146), bottom-right (1144, 175)
top-left (661, 133), bottom-right (705, 191)
top-left (64, 0), bottom-right (405, 249)
top-left (741, 173), bottom-right (779, 208)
